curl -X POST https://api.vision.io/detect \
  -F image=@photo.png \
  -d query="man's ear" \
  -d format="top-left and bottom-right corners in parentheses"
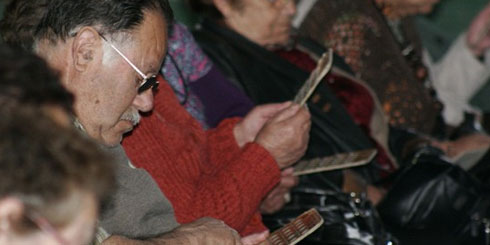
top-left (213, 0), bottom-right (233, 18)
top-left (0, 198), bottom-right (24, 234)
top-left (71, 27), bottom-right (102, 72)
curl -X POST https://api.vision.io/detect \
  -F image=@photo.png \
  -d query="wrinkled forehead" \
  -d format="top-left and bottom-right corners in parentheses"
top-left (138, 11), bottom-right (168, 62)
top-left (116, 10), bottom-right (168, 74)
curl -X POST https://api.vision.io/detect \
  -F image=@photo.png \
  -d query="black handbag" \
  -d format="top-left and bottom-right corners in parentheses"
top-left (377, 147), bottom-right (490, 244)
top-left (263, 177), bottom-right (396, 245)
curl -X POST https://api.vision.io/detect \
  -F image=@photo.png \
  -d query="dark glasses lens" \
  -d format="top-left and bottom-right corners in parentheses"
top-left (138, 75), bottom-right (159, 94)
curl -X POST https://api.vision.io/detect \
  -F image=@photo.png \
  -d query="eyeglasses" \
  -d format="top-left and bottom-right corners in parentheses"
top-left (26, 210), bottom-right (69, 245)
top-left (99, 34), bottom-right (159, 94)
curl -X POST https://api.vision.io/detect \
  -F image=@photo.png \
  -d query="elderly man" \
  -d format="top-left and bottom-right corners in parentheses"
top-left (1, 0), bottom-right (311, 243)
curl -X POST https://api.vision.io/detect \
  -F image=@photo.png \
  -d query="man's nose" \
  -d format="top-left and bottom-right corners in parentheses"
top-left (132, 89), bottom-right (154, 112)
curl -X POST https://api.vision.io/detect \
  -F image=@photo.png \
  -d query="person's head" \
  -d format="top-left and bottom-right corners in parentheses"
top-left (2, 0), bottom-right (174, 146)
top-left (0, 105), bottom-right (114, 245)
top-left (189, 0), bottom-right (296, 48)
top-left (0, 0), bottom-right (49, 51)
top-left (0, 43), bottom-right (73, 125)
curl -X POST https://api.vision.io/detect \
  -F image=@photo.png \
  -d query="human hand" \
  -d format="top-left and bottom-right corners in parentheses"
top-left (432, 133), bottom-right (490, 159)
top-left (375, 0), bottom-right (439, 19)
top-left (241, 230), bottom-right (271, 245)
top-left (102, 218), bottom-right (242, 245)
top-left (234, 102), bottom-right (293, 148)
top-left (172, 217), bottom-right (242, 245)
top-left (467, 2), bottom-right (490, 57)
top-left (255, 103), bottom-right (311, 169)
top-left (260, 168), bottom-right (299, 214)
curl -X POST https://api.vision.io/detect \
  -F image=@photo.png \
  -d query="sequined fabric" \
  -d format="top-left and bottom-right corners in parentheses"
top-left (298, 0), bottom-right (442, 135)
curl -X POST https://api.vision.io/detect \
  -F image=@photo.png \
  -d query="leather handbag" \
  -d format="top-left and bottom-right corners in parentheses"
top-left (263, 179), bottom-right (396, 245)
top-left (377, 147), bottom-right (490, 244)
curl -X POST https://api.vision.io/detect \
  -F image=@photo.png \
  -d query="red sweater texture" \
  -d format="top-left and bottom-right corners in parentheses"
top-left (122, 79), bottom-right (281, 235)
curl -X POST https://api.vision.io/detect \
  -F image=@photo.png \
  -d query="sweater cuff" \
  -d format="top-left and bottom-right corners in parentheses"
top-left (208, 117), bottom-right (242, 152)
top-left (241, 212), bottom-right (268, 236)
top-left (238, 142), bottom-right (281, 199)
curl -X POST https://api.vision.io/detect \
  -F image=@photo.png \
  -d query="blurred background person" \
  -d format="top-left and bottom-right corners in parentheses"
top-left (0, 44), bottom-right (115, 245)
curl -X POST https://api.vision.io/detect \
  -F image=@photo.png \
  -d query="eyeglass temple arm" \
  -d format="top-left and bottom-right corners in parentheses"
top-left (100, 36), bottom-right (148, 79)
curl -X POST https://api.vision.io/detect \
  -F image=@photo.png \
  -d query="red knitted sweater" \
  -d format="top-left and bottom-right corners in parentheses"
top-left (122, 79), bottom-right (281, 235)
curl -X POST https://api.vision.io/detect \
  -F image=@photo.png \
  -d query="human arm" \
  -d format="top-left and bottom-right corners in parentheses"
top-left (374, 0), bottom-right (440, 19)
top-left (207, 102), bottom-right (311, 169)
top-left (122, 81), bottom-right (282, 234)
top-left (122, 81), bottom-right (306, 234)
top-left (431, 133), bottom-right (490, 159)
top-left (178, 103), bottom-right (308, 231)
top-left (173, 142), bottom-right (281, 234)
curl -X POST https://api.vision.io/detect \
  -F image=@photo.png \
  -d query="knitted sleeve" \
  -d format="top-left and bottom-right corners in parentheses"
top-left (176, 143), bottom-right (281, 234)
top-left (203, 117), bottom-right (242, 170)
top-left (123, 81), bottom-right (281, 235)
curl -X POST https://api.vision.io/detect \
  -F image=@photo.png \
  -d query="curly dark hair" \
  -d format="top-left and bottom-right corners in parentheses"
top-left (0, 0), bottom-right (48, 50)
top-left (0, 104), bottom-right (115, 231)
top-left (0, 44), bottom-right (73, 112)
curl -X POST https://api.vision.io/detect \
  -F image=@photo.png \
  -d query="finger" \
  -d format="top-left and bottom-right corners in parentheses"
top-left (241, 230), bottom-right (270, 245)
top-left (280, 106), bottom-right (311, 128)
top-left (281, 167), bottom-right (295, 176)
top-left (478, 38), bottom-right (490, 50)
top-left (232, 229), bottom-right (243, 245)
top-left (265, 195), bottom-right (285, 210)
top-left (481, 37), bottom-right (490, 45)
top-left (266, 185), bottom-right (289, 199)
top-left (258, 240), bottom-right (272, 245)
top-left (468, 3), bottom-right (490, 41)
top-left (430, 140), bottom-right (449, 153)
top-left (256, 102), bottom-right (293, 116)
top-left (270, 104), bottom-right (301, 123)
top-left (280, 175), bottom-right (298, 188)
top-left (266, 186), bottom-right (282, 198)
top-left (246, 102), bottom-right (292, 123)
top-left (479, 2), bottom-right (490, 17)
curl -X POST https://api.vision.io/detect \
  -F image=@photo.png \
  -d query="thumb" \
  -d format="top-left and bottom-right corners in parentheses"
top-left (270, 104), bottom-right (301, 123)
top-left (251, 101), bottom-right (293, 120)
top-left (241, 230), bottom-right (270, 245)
top-left (281, 167), bottom-right (295, 176)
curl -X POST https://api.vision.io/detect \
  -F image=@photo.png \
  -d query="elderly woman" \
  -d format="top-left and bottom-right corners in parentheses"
top-left (191, 0), bottom-right (399, 185)
top-left (188, 0), bottom-right (490, 244)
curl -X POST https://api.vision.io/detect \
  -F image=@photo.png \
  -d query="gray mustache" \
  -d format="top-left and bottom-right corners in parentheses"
top-left (120, 110), bottom-right (141, 126)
